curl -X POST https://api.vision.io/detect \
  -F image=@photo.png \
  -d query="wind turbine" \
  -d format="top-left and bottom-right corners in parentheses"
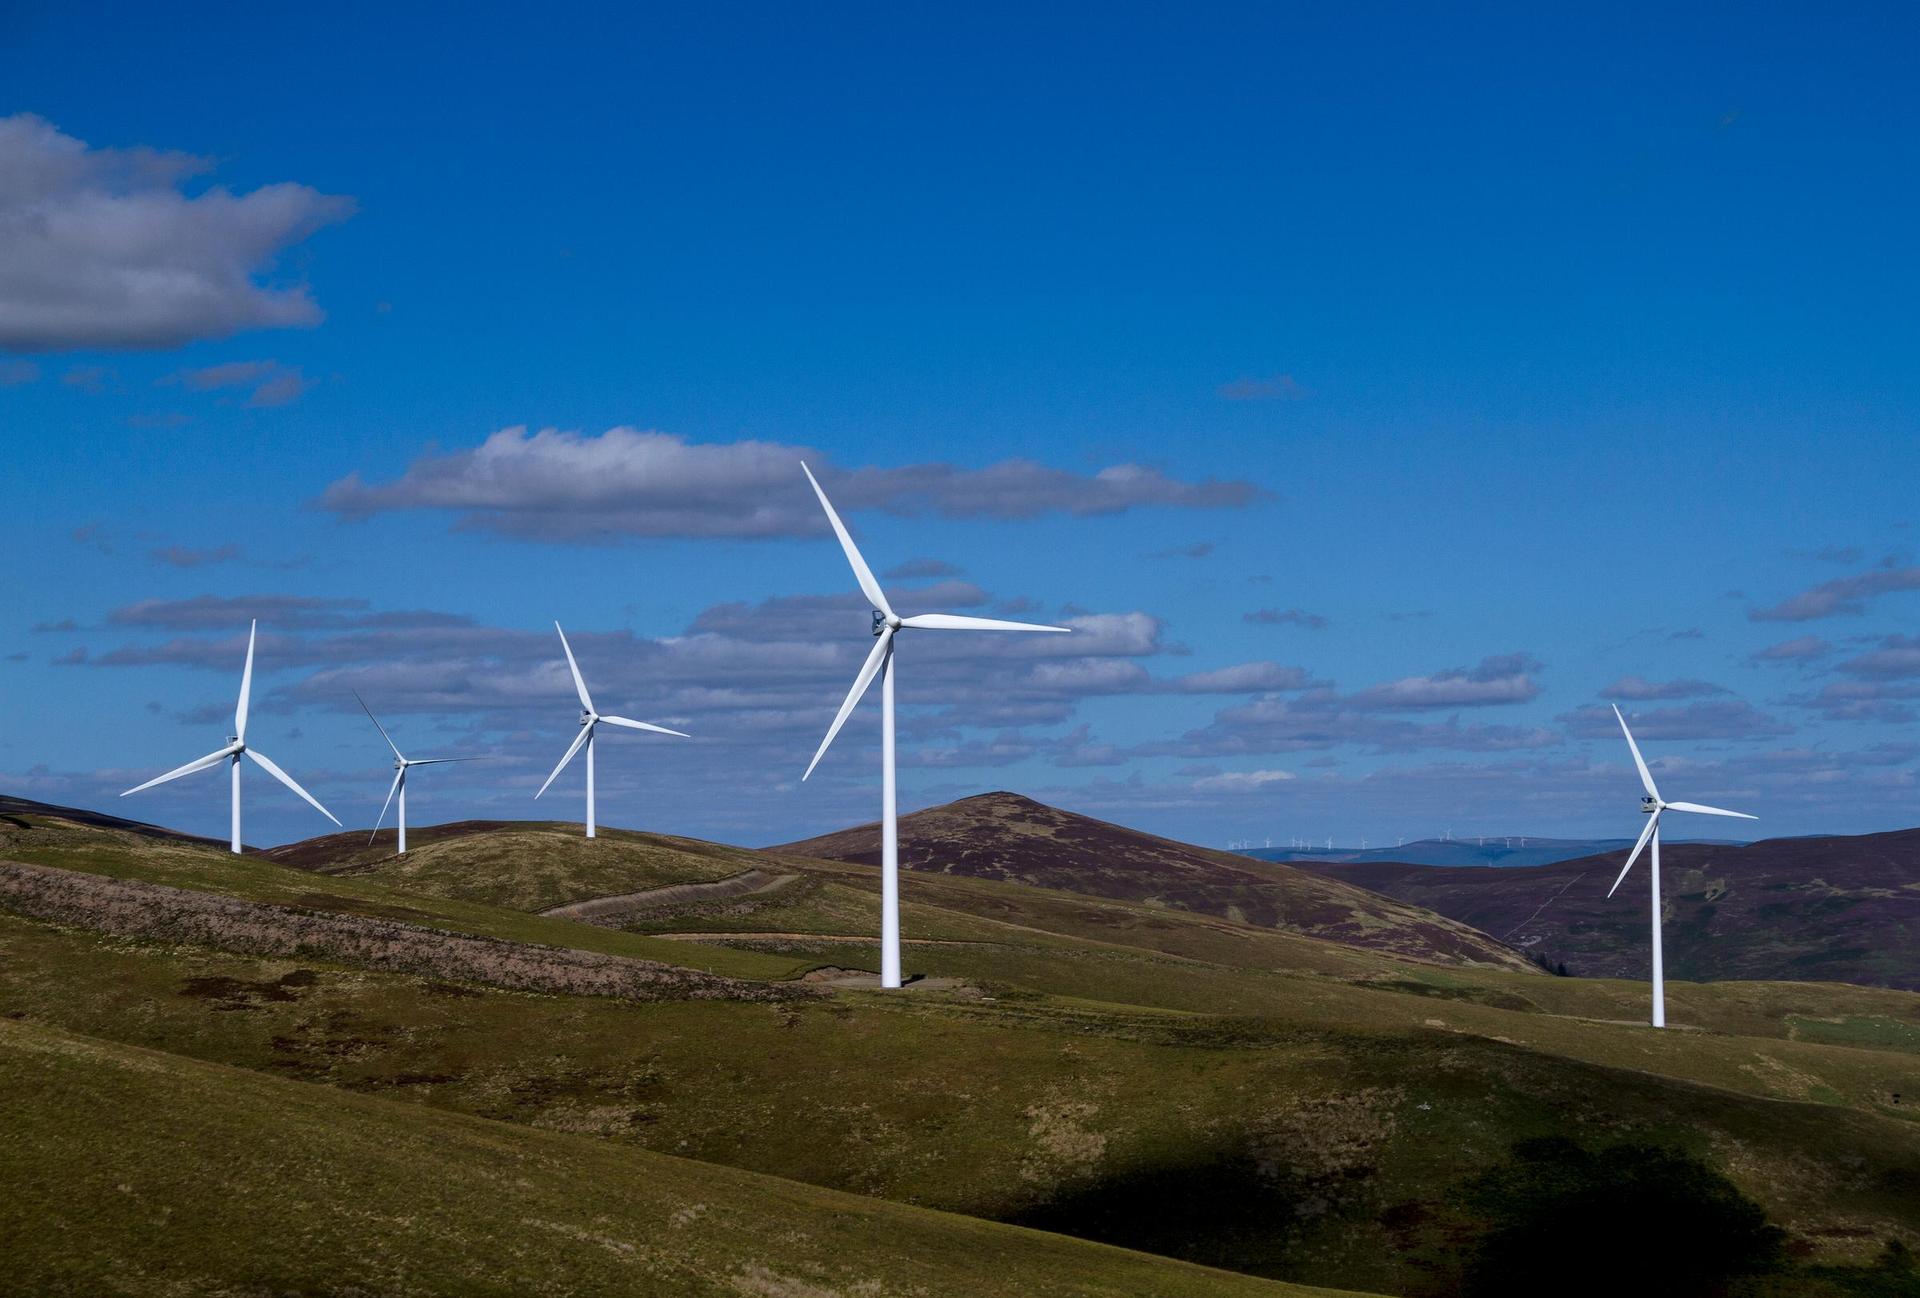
top-left (121, 620), bottom-right (339, 852)
top-left (1606, 703), bottom-right (1756, 1028)
top-left (535, 622), bottom-right (687, 837)
top-left (799, 462), bottom-right (1069, 989)
top-left (356, 692), bottom-right (477, 854)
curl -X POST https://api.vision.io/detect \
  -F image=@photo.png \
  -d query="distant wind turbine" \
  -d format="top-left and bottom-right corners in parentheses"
top-left (356, 692), bottom-right (477, 854)
top-left (799, 462), bottom-right (1069, 989)
top-left (535, 622), bottom-right (687, 838)
top-left (121, 620), bottom-right (339, 852)
top-left (1606, 703), bottom-right (1756, 1028)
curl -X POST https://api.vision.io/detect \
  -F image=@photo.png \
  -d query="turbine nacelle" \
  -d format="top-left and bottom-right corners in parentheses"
top-left (1607, 703), bottom-right (1756, 899)
top-left (122, 620), bottom-right (340, 852)
top-left (356, 690), bottom-right (478, 851)
top-left (535, 622), bottom-right (689, 834)
top-left (873, 609), bottom-right (891, 636)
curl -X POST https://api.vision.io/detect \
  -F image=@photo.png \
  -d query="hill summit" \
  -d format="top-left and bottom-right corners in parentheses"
top-left (774, 791), bottom-right (1537, 972)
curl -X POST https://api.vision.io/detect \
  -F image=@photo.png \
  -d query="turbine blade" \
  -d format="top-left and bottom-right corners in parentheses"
top-left (598, 715), bottom-right (691, 738)
top-left (554, 622), bottom-right (595, 714)
top-left (235, 619), bottom-right (257, 742)
top-left (899, 612), bottom-right (1071, 633)
top-left (403, 756), bottom-right (482, 766)
top-left (1607, 813), bottom-right (1660, 898)
top-left (1612, 703), bottom-right (1661, 802)
top-left (800, 461), bottom-right (893, 619)
top-left (121, 744), bottom-right (239, 796)
top-left (245, 748), bottom-right (341, 826)
top-left (354, 690), bottom-right (404, 761)
top-left (1663, 800), bottom-right (1758, 820)
top-left (536, 724), bottom-right (592, 798)
top-left (369, 768), bottom-right (404, 844)
top-left (804, 627), bottom-right (891, 780)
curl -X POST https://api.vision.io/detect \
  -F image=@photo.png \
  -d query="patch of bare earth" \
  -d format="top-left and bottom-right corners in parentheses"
top-left (0, 860), bottom-right (811, 1005)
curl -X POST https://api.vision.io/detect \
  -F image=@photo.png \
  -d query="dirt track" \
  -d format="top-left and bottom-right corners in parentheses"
top-left (539, 869), bottom-right (797, 924)
top-left (0, 860), bottom-right (811, 1004)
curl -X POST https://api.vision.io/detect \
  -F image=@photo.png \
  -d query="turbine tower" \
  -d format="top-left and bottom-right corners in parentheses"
top-left (357, 692), bottom-right (477, 854)
top-left (799, 462), bottom-right (1069, 989)
top-left (1606, 704), bottom-right (1756, 1028)
top-left (535, 622), bottom-right (688, 837)
top-left (121, 620), bottom-right (339, 852)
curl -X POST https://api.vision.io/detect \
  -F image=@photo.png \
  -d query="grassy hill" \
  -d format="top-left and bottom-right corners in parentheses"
top-left (775, 792), bottom-right (1539, 973)
top-left (264, 819), bottom-right (764, 911)
top-left (2, 1016), bottom-right (1346, 1298)
top-left (4, 795), bottom-right (1919, 1296)
top-left (1297, 828), bottom-right (1920, 990)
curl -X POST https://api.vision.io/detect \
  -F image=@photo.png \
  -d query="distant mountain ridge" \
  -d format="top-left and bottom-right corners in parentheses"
top-left (773, 791), bottom-right (1538, 973)
top-left (1293, 827), bottom-right (1920, 990)
top-left (1238, 835), bottom-right (1749, 870)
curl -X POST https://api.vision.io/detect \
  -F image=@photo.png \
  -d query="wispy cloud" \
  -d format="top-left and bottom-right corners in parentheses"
top-left (1346, 653), bottom-right (1542, 711)
top-left (1835, 635), bottom-right (1920, 681)
top-left (1560, 700), bottom-right (1790, 741)
top-left (318, 428), bottom-right (1271, 541)
top-left (164, 359), bottom-right (308, 407)
top-left (1597, 675), bottom-right (1727, 701)
top-left (1243, 607), bottom-right (1328, 629)
top-left (1748, 561), bottom-right (1920, 621)
top-left (1751, 635), bottom-right (1833, 664)
top-left (0, 113), bottom-right (353, 352)
top-left (147, 542), bottom-right (243, 569)
top-left (60, 364), bottom-right (110, 394)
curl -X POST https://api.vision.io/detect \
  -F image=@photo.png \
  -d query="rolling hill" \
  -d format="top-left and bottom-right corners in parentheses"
top-left (2, 1016), bottom-right (1340, 1298)
top-left (1296, 828), bottom-right (1920, 989)
top-left (773, 791), bottom-right (1539, 973)
top-left (1237, 834), bottom-right (1747, 870)
top-left (5, 793), bottom-right (1919, 1296)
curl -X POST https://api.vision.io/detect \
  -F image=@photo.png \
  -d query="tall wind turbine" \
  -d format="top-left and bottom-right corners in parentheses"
top-left (356, 692), bottom-right (477, 855)
top-left (121, 620), bottom-right (340, 852)
top-left (799, 462), bottom-right (1069, 989)
top-left (535, 622), bottom-right (688, 837)
top-left (1606, 703), bottom-right (1756, 1028)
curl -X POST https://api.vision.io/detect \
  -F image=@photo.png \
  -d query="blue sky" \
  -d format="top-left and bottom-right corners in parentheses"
top-left (3, 3), bottom-right (1917, 848)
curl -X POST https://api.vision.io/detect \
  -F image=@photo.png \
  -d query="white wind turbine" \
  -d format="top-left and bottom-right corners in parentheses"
top-left (535, 622), bottom-right (688, 837)
top-left (357, 692), bottom-right (478, 855)
top-left (799, 462), bottom-right (1070, 989)
top-left (121, 619), bottom-right (340, 852)
top-left (1606, 703), bottom-right (1756, 1028)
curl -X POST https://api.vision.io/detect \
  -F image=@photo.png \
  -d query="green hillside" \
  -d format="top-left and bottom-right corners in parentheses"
top-left (1, 1016), bottom-right (1349, 1298)
top-left (2, 798), bottom-right (1917, 1296)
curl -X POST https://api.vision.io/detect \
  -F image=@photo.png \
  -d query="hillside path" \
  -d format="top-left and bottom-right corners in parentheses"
top-left (540, 869), bottom-right (797, 923)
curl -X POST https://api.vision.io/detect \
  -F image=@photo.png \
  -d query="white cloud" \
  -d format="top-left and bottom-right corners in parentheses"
top-left (1192, 768), bottom-right (1296, 791)
top-left (318, 427), bottom-right (1268, 541)
top-left (0, 114), bottom-right (353, 352)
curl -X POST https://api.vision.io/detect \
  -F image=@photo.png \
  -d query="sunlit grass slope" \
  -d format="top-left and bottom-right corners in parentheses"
top-left (0, 1016), bottom-right (1357, 1298)
top-left (264, 819), bottom-right (765, 910)
top-left (0, 808), bottom-right (809, 981)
